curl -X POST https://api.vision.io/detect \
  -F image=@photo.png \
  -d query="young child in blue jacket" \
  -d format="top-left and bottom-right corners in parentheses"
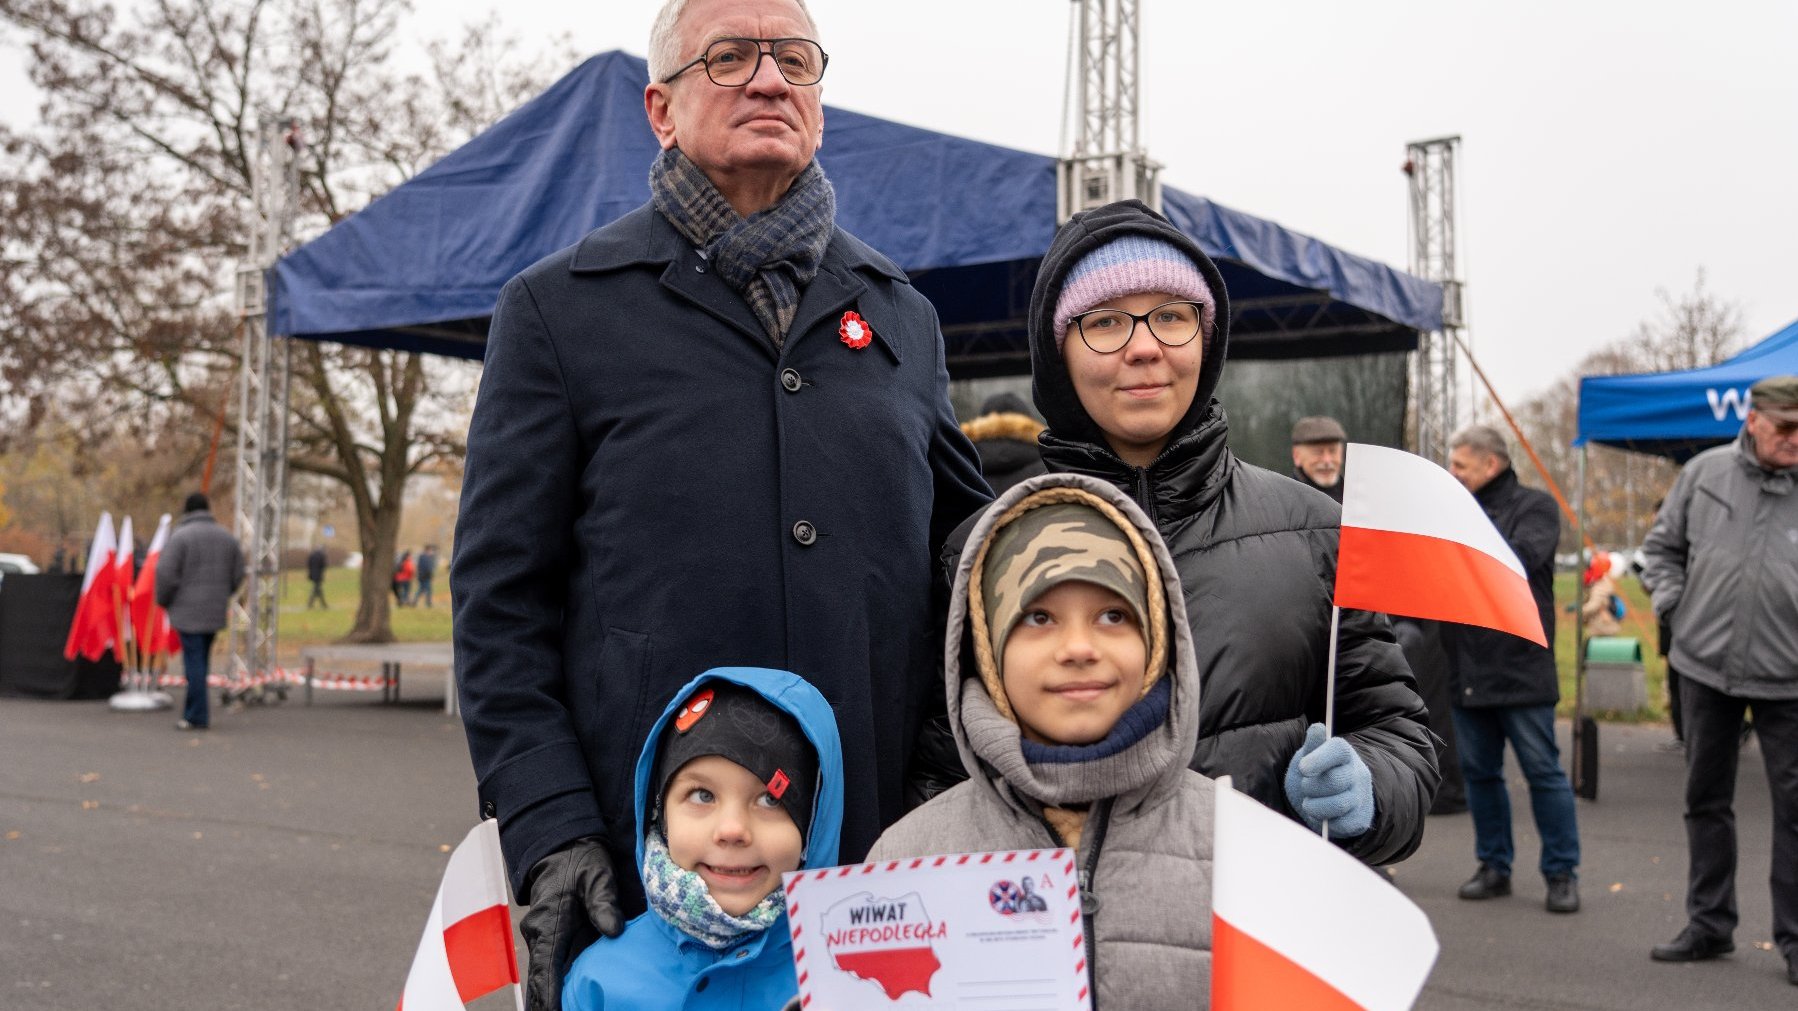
top-left (562, 666), bottom-right (843, 1011)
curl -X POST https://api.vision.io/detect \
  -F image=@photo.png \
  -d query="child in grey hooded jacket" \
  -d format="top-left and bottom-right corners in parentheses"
top-left (870, 471), bottom-right (1215, 1008)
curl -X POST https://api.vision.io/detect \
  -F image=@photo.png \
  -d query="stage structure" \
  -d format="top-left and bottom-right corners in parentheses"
top-left (1058, 0), bottom-right (1160, 220)
top-left (225, 118), bottom-right (302, 701)
top-left (1405, 135), bottom-right (1465, 464)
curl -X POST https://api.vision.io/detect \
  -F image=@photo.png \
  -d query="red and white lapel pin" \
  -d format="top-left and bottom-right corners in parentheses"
top-left (838, 310), bottom-right (873, 350)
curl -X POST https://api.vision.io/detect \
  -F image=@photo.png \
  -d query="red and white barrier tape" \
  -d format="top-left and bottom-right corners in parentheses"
top-left (150, 668), bottom-right (395, 692)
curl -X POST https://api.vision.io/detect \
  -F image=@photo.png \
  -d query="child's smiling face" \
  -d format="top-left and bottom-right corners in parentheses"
top-left (1001, 580), bottom-right (1148, 746)
top-left (663, 755), bottom-right (804, 915)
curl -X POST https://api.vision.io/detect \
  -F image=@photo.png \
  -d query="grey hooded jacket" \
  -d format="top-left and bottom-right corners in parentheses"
top-left (870, 472), bottom-right (1214, 1009)
top-left (154, 510), bottom-right (245, 634)
top-left (1641, 429), bottom-right (1798, 700)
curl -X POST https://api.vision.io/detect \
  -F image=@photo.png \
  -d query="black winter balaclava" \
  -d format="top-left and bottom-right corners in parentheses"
top-left (1027, 199), bottom-right (1234, 459)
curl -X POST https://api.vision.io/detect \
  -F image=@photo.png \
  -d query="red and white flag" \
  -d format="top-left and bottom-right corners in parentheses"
top-left (1334, 443), bottom-right (1546, 646)
top-left (1212, 783), bottom-right (1437, 1010)
top-left (131, 515), bottom-right (173, 657)
top-left (63, 513), bottom-right (118, 662)
top-left (397, 819), bottom-right (521, 1011)
top-left (111, 516), bottom-right (136, 663)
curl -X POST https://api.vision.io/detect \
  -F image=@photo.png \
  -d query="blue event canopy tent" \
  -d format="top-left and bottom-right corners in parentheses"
top-left (1574, 317), bottom-right (1798, 461)
top-left (270, 51), bottom-right (1441, 374)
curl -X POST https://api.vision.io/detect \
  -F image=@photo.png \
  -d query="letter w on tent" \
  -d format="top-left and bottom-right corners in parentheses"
top-left (397, 819), bottom-right (521, 1011)
top-left (1212, 783), bottom-right (1438, 1010)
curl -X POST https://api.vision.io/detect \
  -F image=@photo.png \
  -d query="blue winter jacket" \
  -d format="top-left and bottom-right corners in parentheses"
top-left (563, 667), bottom-right (845, 1011)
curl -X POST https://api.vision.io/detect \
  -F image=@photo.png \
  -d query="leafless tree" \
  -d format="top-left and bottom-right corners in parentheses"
top-left (1, 0), bottom-right (570, 640)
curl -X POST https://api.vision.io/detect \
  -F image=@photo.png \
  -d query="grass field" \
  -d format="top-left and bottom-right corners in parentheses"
top-left (268, 565), bottom-right (1673, 722)
top-left (273, 567), bottom-right (452, 665)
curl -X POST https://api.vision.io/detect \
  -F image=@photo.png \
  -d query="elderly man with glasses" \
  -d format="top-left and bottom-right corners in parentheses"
top-left (451, 1), bottom-right (991, 1006)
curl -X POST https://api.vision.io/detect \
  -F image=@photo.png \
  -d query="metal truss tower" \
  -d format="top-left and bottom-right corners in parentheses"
top-left (226, 118), bottom-right (301, 700)
top-left (1058, 0), bottom-right (1161, 222)
top-left (1404, 136), bottom-right (1465, 465)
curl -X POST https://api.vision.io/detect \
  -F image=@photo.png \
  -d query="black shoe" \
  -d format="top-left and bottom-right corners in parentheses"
top-left (1654, 737), bottom-right (1686, 754)
top-left (1650, 925), bottom-right (1734, 962)
top-left (1545, 874), bottom-right (1579, 913)
top-left (1787, 953), bottom-right (1797, 985)
top-left (174, 719), bottom-right (208, 731)
top-left (1458, 864), bottom-right (1511, 900)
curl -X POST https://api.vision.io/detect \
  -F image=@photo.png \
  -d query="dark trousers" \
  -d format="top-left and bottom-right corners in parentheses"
top-left (415, 576), bottom-right (433, 608)
top-left (1679, 676), bottom-right (1798, 956)
top-left (307, 578), bottom-right (327, 609)
top-left (1453, 704), bottom-right (1582, 878)
top-left (179, 630), bottom-right (217, 727)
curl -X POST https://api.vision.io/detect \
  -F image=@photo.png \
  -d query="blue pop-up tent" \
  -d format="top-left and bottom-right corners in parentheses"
top-left (270, 51), bottom-right (1441, 373)
top-left (1574, 317), bottom-right (1798, 460)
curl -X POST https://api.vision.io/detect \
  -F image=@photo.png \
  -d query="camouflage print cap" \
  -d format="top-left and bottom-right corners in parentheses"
top-left (968, 488), bottom-right (1169, 721)
top-left (1750, 375), bottom-right (1798, 421)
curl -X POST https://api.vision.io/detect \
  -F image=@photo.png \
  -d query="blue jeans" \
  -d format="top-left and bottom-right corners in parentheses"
top-left (179, 631), bottom-right (217, 727)
top-left (1452, 704), bottom-right (1581, 878)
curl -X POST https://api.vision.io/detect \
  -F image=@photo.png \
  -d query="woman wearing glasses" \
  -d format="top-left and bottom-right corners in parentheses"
top-left (937, 199), bottom-right (1438, 865)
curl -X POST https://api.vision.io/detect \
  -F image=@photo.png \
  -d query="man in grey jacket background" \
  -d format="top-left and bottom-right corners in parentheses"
top-left (154, 492), bottom-right (245, 731)
top-left (1642, 375), bottom-right (1798, 986)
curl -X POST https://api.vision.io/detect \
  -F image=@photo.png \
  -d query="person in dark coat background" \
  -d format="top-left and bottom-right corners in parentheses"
top-left (934, 199), bottom-right (1437, 866)
top-left (305, 545), bottom-right (328, 610)
top-left (960, 391), bottom-right (1047, 495)
top-left (154, 492), bottom-right (244, 731)
top-left (450, 2), bottom-right (991, 1007)
top-left (1290, 414), bottom-right (1347, 503)
top-left (1444, 423), bottom-right (1582, 914)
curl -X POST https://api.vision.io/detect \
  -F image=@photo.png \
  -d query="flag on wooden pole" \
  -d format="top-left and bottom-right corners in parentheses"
top-left (1212, 784), bottom-right (1438, 1010)
top-left (1334, 443), bottom-right (1546, 646)
top-left (397, 819), bottom-right (521, 1011)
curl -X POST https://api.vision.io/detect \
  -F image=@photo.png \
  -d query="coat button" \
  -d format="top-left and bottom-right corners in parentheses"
top-left (792, 520), bottom-right (817, 546)
top-left (481, 800), bottom-right (495, 819)
top-left (694, 262), bottom-right (706, 273)
top-left (780, 368), bottom-right (802, 393)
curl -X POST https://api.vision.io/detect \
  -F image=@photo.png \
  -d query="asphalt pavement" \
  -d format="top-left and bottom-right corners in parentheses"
top-left (2, 684), bottom-right (1792, 1009)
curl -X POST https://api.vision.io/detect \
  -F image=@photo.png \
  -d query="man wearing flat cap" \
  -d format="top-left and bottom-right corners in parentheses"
top-left (1642, 374), bottom-right (1798, 984)
top-left (1291, 415), bottom-right (1347, 503)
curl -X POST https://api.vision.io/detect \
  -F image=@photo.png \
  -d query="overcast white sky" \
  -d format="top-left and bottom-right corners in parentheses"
top-left (4, 0), bottom-right (1794, 405)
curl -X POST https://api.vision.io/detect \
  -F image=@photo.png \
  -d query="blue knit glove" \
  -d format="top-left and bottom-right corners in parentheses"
top-left (1283, 723), bottom-right (1374, 838)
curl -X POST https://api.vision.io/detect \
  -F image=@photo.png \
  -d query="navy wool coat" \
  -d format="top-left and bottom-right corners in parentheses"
top-left (452, 203), bottom-right (991, 906)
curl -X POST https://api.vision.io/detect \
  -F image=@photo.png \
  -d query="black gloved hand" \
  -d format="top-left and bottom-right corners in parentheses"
top-left (519, 837), bottom-right (623, 1011)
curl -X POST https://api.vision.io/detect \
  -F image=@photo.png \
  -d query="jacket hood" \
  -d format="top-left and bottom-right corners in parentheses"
top-left (962, 412), bottom-right (1046, 446)
top-left (1029, 199), bottom-right (1233, 460)
top-left (631, 667), bottom-right (844, 874)
top-left (944, 472), bottom-right (1200, 816)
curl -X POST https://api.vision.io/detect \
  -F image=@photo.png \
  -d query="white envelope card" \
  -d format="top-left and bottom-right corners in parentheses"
top-left (783, 849), bottom-right (1091, 1010)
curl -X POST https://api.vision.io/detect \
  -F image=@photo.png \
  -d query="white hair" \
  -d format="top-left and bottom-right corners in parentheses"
top-left (1451, 423), bottom-right (1511, 465)
top-left (647, 0), bottom-right (820, 82)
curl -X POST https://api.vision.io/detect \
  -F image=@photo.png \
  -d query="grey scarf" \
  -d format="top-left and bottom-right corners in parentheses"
top-left (649, 148), bottom-right (836, 347)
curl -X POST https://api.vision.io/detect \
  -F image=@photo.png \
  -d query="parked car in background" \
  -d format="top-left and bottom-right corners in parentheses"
top-left (0, 552), bottom-right (41, 589)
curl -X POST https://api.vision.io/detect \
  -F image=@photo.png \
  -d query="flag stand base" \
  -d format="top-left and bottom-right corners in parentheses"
top-left (109, 690), bottom-right (172, 711)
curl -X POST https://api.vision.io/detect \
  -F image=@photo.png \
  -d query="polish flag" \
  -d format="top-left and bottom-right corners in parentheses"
top-left (111, 516), bottom-right (135, 663)
top-left (1212, 783), bottom-right (1437, 1010)
top-left (63, 513), bottom-right (118, 662)
top-left (1334, 443), bottom-right (1546, 646)
top-left (397, 820), bottom-right (521, 1011)
top-left (131, 515), bottom-right (173, 658)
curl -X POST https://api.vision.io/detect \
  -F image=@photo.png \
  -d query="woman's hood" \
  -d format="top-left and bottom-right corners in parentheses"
top-left (630, 666), bottom-right (845, 872)
top-left (943, 471), bottom-right (1201, 807)
top-left (1028, 199), bottom-right (1233, 459)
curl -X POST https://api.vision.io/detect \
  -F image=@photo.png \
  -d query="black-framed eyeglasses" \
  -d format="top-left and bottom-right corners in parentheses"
top-left (661, 37), bottom-right (829, 87)
top-left (1070, 300), bottom-right (1206, 354)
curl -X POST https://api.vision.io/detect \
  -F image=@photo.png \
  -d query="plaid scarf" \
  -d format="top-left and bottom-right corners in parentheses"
top-left (641, 828), bottom-right (786, 951)
top-left (650, 148), bottom-right (836, 347)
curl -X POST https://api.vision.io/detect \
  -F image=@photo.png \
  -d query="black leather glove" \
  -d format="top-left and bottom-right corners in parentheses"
top-left (905, 711), bottom-right (969, 810)
top-left (519, 837), bottom-right (624, 1011)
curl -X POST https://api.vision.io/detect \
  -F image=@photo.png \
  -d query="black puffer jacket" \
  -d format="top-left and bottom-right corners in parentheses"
top-left (1022, 200), bottom-right (1437, 864)
top-left (1443, 466), bottom-right (1560, 708)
